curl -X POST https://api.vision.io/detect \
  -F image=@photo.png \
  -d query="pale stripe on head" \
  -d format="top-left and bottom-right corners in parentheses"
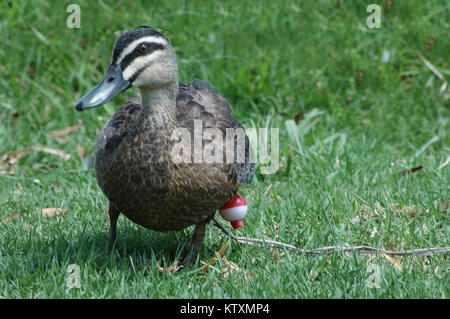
top-left (114, 36), bottom-right (168, 67)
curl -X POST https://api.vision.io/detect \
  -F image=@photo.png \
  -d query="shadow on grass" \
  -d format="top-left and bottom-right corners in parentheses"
top-left (32, 222), bottom-right (198, 272)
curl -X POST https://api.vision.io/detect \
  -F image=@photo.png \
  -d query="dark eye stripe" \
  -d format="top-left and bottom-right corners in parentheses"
top-left (111, 29), bottom-right (167, 65)
top-left (119, 42), bottom-right (164, 71)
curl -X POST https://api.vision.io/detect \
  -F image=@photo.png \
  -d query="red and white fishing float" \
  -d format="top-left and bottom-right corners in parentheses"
top-left (219, 193), bottom-right (247, 229)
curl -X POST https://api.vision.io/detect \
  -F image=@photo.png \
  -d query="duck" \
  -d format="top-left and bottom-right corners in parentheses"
top-left (75, 27), bottom-right (255, 265)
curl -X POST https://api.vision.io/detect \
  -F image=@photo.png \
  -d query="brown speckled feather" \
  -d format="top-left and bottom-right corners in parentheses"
top-left (177, 79), bottom-right (255, 184)
top-left (95, 80), bottom-right (254, 232)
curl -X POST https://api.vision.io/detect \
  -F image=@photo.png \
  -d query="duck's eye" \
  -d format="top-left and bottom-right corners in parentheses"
top-left (137, 43), bottom-right (149, 54)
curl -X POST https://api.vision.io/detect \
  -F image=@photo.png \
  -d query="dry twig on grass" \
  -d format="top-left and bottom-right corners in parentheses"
top-left (212, 219), bottom-right (450, 257)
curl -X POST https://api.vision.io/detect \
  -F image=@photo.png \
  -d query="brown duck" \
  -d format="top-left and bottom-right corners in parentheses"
top-left (75, 28), bottom-right (254, 265)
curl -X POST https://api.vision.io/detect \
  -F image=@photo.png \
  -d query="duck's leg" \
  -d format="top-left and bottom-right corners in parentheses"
top-left (181, 219), bottom-right (209, 266)
top-left (107, 203), bottom-right (120, 252)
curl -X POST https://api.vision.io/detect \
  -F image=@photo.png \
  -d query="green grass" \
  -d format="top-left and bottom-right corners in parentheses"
top-left (0, 0), bottom-right (449, 298)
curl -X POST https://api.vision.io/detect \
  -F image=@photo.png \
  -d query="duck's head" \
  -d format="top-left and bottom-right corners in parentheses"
top-left (75, 28), bottom-right (178, 111)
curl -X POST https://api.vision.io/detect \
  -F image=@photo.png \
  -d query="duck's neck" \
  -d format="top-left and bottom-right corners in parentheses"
top-left (139, 80), bottom-right (178, 116)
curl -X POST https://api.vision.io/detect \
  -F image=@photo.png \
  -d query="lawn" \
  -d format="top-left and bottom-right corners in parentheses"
top-left (0, 0), bottom-right (448, 298)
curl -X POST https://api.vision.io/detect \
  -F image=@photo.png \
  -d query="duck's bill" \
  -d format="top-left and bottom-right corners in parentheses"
top-left (75, 66), bottom-right (131, 111)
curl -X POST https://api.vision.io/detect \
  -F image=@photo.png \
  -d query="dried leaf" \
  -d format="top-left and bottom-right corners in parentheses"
top-left (104, 205), bottom-right (110, 221)
top-left (439, 200), bottom-right (450, 212)
top-left (41, 208), bottom-right (69, 217)
top-left (392, 201), bottom-right (449, 217)
top-left (33, 166), bottom-right (47, 173)
top-left (270, 247), bottom-right (285, 260)
top-left (76, 145), bottom-right (87, 159)
top-left (202, 240), bottom-right (230, 272)
top-left (382, 254), bottom-right (403, 271)
top-left (32, 163), bottom-right (58, 173)
top-left (1, 149), bottom-right (29, 166)
top-left (50, 123), bottom-right (84, 142)
top-left (220, 256), bottom-right (241, 279)
top-left (156, 259), bottom-right (181, 273)
top-left (31, 146), bottom-right (71, 160)
top-left (217, 240), bottom-right (230, 257)
top-left (399, 166), bottom-right (423, 176)
top-left (167, 260), bottom-right (181, 273)
top-left (409, 208), bottom-right (427, 217)
top-left (0, 167), bottom-right (15, 175)
top-left (392, 204), bottom-right (427, 217)
top-left (1, 213), bottom-right (20, 224)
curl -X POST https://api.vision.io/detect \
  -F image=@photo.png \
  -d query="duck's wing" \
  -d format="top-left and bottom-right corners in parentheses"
top-left (176, 79), bottom-right (255, 185)
top-left (95, 94), bottom-right (142, 161)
